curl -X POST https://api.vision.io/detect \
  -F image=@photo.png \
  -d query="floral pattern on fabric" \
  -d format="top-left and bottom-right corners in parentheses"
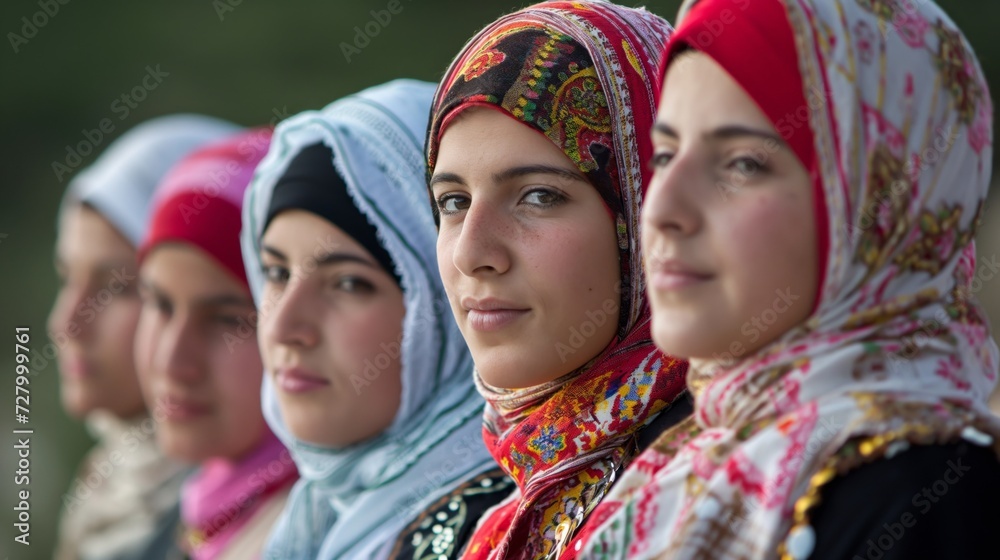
top-left (568, 0), bottom-right (999, 559)
top-left (933, 19), bottom-right (984, 125)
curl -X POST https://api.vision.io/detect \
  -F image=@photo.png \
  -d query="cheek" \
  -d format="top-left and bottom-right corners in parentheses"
top-left (721, 193), bottom-right (816, 310)
top-left (436, 231), bottom-right (459, 284)
top-left (529, 223), bottom-right (605, 280)
top-left (215, 346), bottom-right (265, 417)
top-left (132, 313), bottom-right (157, 381)
top-left (326, 307), bottom-right (403, 373)
top-left (211, 338), bottom-right (263, 386)
top-left (539, 223), bottom-right (620, 306)
top-left (97, 301), bottom-right (142, 370)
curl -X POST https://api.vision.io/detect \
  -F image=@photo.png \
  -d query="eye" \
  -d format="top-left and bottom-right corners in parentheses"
top-left (521, 188), bottom-right (565, 207)
top-left (212, 314), bottom-right (243, 327)
top-left (335, 276), bottom-right (375, 294)
top-left (262, 264), bottom-right (290, 284)
top-left (731, 157), bottom-right (764, 176)
top-left (435, 193), bottom-right (471, 215)
top-left (649, 152), bottom-right (675, 169)
top-left (143, 295), bottom-right (172, 317)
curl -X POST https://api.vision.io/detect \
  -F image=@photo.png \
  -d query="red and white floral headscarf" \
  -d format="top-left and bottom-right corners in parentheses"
top-left (570, 0), bottom-right (999, 558)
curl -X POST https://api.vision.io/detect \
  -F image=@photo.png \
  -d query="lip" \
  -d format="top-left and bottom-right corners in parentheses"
top-left (159, 395), bottom-right (211, 422)
top-left (275, 366), bottom-right (330, 394)
top-left (461, 297), bottom-right (530, 332)
top-left (647, 258), bottom-right (713, 291)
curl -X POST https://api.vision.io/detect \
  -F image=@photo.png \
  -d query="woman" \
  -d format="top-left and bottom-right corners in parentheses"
top-left (426, 2), bottom-right (690, 558)
top-left (49, 114), bottom-right (239, 560)
top-left (240, 79), bottom-right (502, 560)
top-left (572, 0), bottom-right (1000, 558)
top-left (135, 127), bottom-right (297, 560)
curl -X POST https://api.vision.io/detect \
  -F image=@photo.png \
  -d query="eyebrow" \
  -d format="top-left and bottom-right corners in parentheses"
top-left (654, 122), bottom-right (786, 145)
top-left (493, 164), bottom-right (587, 184)
top-left (54, 257), bottom-right (135, 278)
top-left (262, 245), bottom-right (377, 269)
top-left (428, 172), bottom-right (464, 189)
top-left (140, 279), bottom-right (254, 308)
top-left (429, 164), bottom-right (588, 189)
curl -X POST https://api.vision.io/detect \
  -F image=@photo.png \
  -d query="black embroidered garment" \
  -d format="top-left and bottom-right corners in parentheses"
top-left (391, 468), bottom-right (516, 559)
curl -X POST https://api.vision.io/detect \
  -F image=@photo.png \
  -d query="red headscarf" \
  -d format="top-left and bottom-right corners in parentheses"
top-left (139, 128), bottom-right (273, 285)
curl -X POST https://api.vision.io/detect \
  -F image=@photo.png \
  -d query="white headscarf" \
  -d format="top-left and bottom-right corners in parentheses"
top-left (240, 79), bottom-right (496, 560)
top-left (62, 114), bottom-right (241, 245)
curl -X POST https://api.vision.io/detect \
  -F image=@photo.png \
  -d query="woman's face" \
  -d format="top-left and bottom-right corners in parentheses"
top-left (432, 108), bottom-right (621, 389)
top-left (49, 205), bottom-right (147, 419)
top-left (643, 51), bottom-right (818, 369)
top-left (135, 245), bottom-right (266, 462)
top-left (258, 210), bottom-right (405, 447)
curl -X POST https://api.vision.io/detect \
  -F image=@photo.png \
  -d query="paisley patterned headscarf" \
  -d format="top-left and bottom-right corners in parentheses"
top-left (427, 2), bottom-right (688, 558)
top-left (572, 0), bottom-right (1000, 558)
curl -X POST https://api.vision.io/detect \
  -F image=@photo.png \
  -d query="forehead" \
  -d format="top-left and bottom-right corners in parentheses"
top-left (141, 244), bottom-right (245, 300)
top-left (434, 108), bottom-right (574, 174)
top-left (261, 209), bottom-right (370, 261)
top-left (57, 204), bottom-right (134, 265)
top-left (658, 52), bottom-right (773, 132)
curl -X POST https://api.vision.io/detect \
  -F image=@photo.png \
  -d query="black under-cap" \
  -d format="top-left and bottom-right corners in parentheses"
top-left (263, 142), bottom-right (401, 286)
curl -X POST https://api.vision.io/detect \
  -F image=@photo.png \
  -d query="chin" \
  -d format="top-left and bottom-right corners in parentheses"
top-left (60, 389), bottom-right (95, 419)
top-left (287, 418), bottom-right (337, 448)
top-left (475, 357), bottom-right (522, 389)
top-left (160, 435), bottom-right (211, 464)
top-left (477, 364), bottom-right (560, 390)
top-left (650, 316), bottom-right (698, 354)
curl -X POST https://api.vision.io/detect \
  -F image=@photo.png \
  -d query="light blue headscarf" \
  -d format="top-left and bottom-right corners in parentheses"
top-left (240, 79), bottom-right (495, 560)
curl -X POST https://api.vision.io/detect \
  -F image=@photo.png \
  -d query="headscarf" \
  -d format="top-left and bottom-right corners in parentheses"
top-left (426, 2), bottom-right (688, 558)
top-left (573, 1), bottom-right (1000, 558)
top-left (263, 142), bottom-right (402, 286)
top-left (179, 434), bottom-right (296, 560)
top-left (139, 127), bottom-right (299, 560)
top-left (54, 115), bottom-right (240, 560)
top-left (61, 114), bottom-right (241, 245)
top-left (240, 79), bottom-right (497, 560)
top-left (139, 127), bottom-right (274, 285)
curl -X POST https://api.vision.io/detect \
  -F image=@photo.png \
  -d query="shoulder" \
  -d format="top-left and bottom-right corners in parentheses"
top-left (390, 468), bottom-right (516, 560)
top-left (799, 438), bottom-right (1000, 560)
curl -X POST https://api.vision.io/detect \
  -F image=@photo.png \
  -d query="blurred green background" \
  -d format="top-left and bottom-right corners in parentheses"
top-left (1, 1), bottom-right (998, 558)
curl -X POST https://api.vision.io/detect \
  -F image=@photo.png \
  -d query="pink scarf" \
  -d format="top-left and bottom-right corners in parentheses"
top-left (181, 430), bottom-right (297, 559)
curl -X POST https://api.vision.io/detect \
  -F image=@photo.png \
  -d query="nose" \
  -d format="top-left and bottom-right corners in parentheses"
top-left (641, 151), bottom-right (704, 241)
top-left (448, 199), bottom-right (512, 278)
top-left (262, 273), bottom-right (320, 350)
top-left (152, 311), bottom-right (204, 385)
top-left (48, 281), bottom-right (93, 344)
